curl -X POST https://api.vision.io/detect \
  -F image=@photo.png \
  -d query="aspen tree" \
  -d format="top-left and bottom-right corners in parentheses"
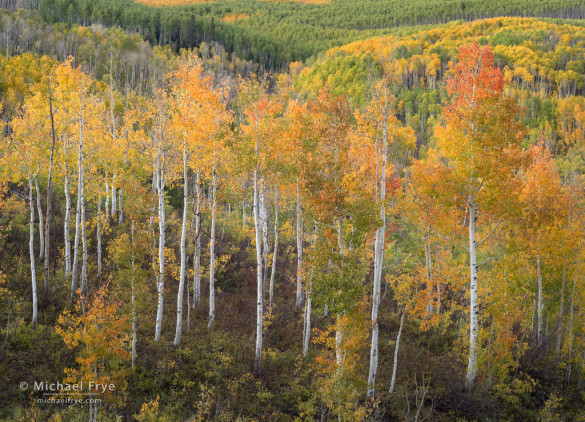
top-left (208, 164), bottom-right (217, 330)
top-left (64, 160), bottom-right (72, 277)
top-left (269, 182), bottom-right (279, 310)
top-left (7, 112), bottom-right (44, 324)
top-left (519, 143), bottom-right (567, 347)
top-left (33, 174), bottom-right (44, 260)
top-left (170, 57), bottom-right (227, 339)
top-left (193, 171), bottom-right (202, 310)
top-left (240, 81), bottom-right (282, 372)
top-left (367, 78), bottom-right (394, 397)
top-left (28, 170), bottom-right (38, 324)
top-left (412, 42), bottom-right (525, 391)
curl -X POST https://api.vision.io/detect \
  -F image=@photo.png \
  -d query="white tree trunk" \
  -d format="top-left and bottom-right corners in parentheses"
top-left (34, 174), bottom-right (44, 260)
top-left (303, 290), bottom-right (312, 358)
top-left (154, 167), bottom-right (165, 342)
top-left (64, 167), bottom-right (72, 277)
top-left (97, 193), bottom-right (102, 275)
top-left (295, 181), bottom-right (303, 309)
top-left (389, 308), bottom-right (406, 394)
top-left (556, 259), bottom-right (566, 356)
top-left (111, 174), bottom-right (117, 217)
top-left (208, 164), bottom-right (217, 330)
top-left (367, 113), bottom-right (387, 397)
top-left (131, 221), bottom-right (136, 368)
top-left (566, 254), bottom-right (579, 383)
top-left (174, 142), bottom-right (189, 346)
top-left (80, 160), bottom-right (87, 295)
top-left (335, 219), bottom-right (345, 372)
top-left (536, 255), bottom-right (543, 346)
top-left (193, 171), bottom-right (201, 310)
top-left (43, 88), bottom-right (57, 298)
top-left (269, 184), bottom-right (279, 310)
top-left (260, 184), bottom-right (270, 293)
top-left (105, 180), bottom-right (110, 217)
top-left (424, 233), bottom-right (437, 315)
top-left (303, 225), bottom-right (317, 358)
top-left (71, 138), bottom-right (83, 297)
top-left (335, 316), bottom-right (343, 366)
top-left (254, 169), bottom-right (264, 373)
top-left (466, 197), bottom-right (479, 392)
top-left (434, 241), bottom-right (441, 314)
top-left (28, 171), bottom-right (38, 324)
top-left (77, 113), bottom-right (87, 294)
top-left (118, 188), bottom-right (123, 224)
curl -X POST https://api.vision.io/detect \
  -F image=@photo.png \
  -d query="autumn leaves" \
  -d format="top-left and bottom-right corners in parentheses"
top-left (2, 39), bottom-right (581, 418)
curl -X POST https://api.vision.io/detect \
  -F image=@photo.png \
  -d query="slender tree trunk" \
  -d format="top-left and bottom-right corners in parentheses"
top-left (537, 255), bottom-right (543, 346)
top-left (389, 308), bottom-right (407, 394)
top-left (556, 258), bottom-right (566, 356)
top-left (97, 193), bottom-right (102, 275)
top-left (119, 188), bottom-right (123, 224)
top-left (269, 183), bottom-right (279, 310)
top-left (28, 171), bottom-right (38, 324)
top-left (105, 180), bottom-right (110, 217)
top-left (80, 160), bottom-right (87, 295)
top-left (71, 160), bottom-right (82, 297)
top-left (487, 317), bottom-right (495, 386)
top-left (44, 78), bottom-right (57, 299)
top-left (566, 253), bottom-right (580, 383)
top-left (174, 142), bottom-right (189, 346)
top-left (242, 196), bottom-right (246, 229)
top-left (64, 166), bottom-right (72, 278)
top-left (112, 174), bottom-right (117, 217)
top-left (466, 197), bottom-right (479, 392)
top-left (434, 241), bottom-right (441, 314)
top-left (335, 219), bottom-right (345, 374)
top-left (254, 168), bottom-right (264, 373)
top-left (303, 288), bottom-right (312, 358)
top-left (76, 115), bottom-right (87, 295)
top-left (154, 167), bottom-right (165, 342)
top-left (335, 316), bottom-right (343, 366)
top-left (186, 261), bottom-right (191, 332)
top-left (261, 184), bottom-right (270, 293)
top-left (368, 114), bottom-right (387, 397)
top-left (193, 171), bottom-right (201, 310)
top-left (208, 163), bottom-right (217, 330)
top-left (131, 221), bottom-right (136, 368)
top-left (295, 181), bottom-right (303, 309)
top-left (303, 225), bottom-right (317, 358)
top-left (424, 232), bottom-right (435, 315)
top-left (34, 174), bottom-right (44, 260)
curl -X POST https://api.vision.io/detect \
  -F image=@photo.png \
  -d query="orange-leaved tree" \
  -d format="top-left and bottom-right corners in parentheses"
top-left (412, 41), bottom-right (526, 391)
top-left (56, 282), bottom-right (131, 420)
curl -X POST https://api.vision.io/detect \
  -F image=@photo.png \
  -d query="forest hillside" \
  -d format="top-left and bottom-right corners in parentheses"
top-left (1, 3), bottom-right (585, 422)
top-left (12, 0), bottom-right (585, 68)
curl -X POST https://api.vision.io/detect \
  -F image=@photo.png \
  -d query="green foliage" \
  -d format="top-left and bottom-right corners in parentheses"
top-left (28, 0), bottom-right (585, 70)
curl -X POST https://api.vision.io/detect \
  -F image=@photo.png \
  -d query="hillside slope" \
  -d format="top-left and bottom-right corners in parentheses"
top-left (25, 0), bottom-right (585, 68)
top-left (297, 17), bottom-right (585, 152)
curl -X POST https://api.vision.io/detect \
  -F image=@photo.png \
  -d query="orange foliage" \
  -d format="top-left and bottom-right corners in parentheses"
top-left (221, 13), bottom-right (251, 23)
top-left (56, 283), bottom-right (131, 406)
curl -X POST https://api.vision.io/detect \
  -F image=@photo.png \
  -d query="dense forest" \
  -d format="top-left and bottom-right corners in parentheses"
top-left (1, 1), bottom-right (585, 421)
top-left (9, 0), bottom-right (585, 69)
